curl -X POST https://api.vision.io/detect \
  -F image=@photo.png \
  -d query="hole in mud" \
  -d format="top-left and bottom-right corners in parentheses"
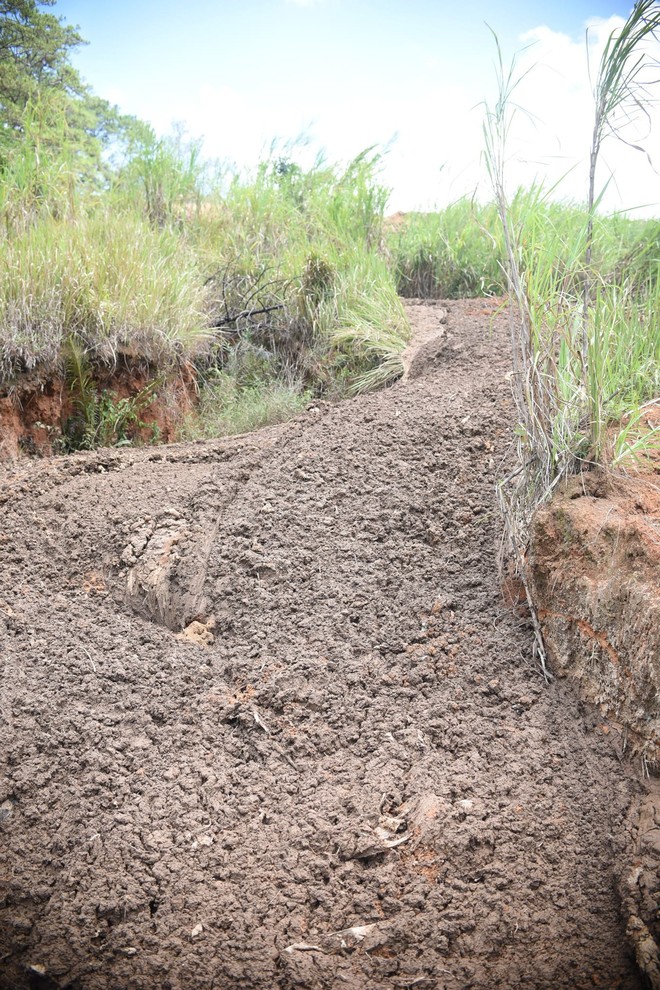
top-left (28, 970), bottom-right (60, 990)
top-left (0, 795), bottom-right (17, 822)
top-left (149, 899), bottom-right (159, 916)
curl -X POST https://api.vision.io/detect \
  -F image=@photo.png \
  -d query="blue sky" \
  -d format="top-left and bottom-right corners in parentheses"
top-left (55, 1), bottom-right (659, 214)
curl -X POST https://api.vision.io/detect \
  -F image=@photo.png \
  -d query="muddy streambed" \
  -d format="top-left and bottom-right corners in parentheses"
top-left (0, 300), bottom-right (654, 989)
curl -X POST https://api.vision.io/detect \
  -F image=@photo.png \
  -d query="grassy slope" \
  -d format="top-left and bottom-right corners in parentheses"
top-left (0, 143), bottom-right (411, 445)
top-left (0, 125), bottom-right (657, 453)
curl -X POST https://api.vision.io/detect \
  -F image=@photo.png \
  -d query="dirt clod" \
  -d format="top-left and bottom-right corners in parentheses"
top-left (177, 617), bottom-right (216, 647)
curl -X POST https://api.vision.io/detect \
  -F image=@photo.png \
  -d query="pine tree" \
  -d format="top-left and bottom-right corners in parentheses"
top-left (0, 1), bottom-right (125, 176)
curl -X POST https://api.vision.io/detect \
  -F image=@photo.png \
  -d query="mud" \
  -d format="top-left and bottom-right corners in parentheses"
top-left (0, 300), bottom-right (652, 989)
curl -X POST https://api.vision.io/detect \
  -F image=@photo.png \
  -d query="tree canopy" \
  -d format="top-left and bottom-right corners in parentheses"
top-left (0, 0), bottom-right (125, 173)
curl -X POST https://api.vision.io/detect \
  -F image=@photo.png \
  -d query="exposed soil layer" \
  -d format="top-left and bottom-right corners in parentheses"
top-left (0, 361), bottom-right (194, 462)
top-left (530, 471), bottom-right (660, 766)
top-left (529, 466), bottom-right (660, 985)
top-left (0, 300), bottom-right (652, 990)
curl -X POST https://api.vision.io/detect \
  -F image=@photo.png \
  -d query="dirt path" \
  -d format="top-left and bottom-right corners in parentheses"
top-left (0, 300), bottom-right (646, 989)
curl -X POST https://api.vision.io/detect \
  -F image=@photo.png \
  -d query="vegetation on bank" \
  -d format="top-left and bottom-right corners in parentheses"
top-left (0, 4), bottom-right (411, 449)
top-left (485, 4), bottom-right (659, 491)
top-left (483, 1), bottom-right (660, 675)
top-left (0, 0), bottom-right (658, 470)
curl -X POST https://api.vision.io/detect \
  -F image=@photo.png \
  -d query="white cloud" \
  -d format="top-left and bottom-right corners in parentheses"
top-left (380, 15), bottom-right (660, 216)
top-left (504, 16), bottom-right (660, 214)
top-left (99, 86), bottom-right (126, 107)
top-left (146, 14), bottom-right (660, 217)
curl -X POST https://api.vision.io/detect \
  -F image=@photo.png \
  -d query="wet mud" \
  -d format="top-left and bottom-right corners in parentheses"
top-left (0, 300), bottom-right (651, 989)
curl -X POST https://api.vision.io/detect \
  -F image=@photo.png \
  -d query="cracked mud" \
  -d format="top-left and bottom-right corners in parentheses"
top-left (0, 300), bottom-right (655, 989)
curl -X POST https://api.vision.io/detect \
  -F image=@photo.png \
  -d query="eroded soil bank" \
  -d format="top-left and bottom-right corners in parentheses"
top-left (0, 360), bottom-right (193, 461)
top-left (0, 300), bottom-right (655, 989)
top-left (530, 471), bottom-right (660, 767)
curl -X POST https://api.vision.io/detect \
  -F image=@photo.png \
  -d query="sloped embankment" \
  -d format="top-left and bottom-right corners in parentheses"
top-left (530, 467), bottom-right (660, 985)
top-left (0, 360), bottom-right (195, 461)
top-left (0, 299), bottom-right (651, 989)
top-left (530, 471), bottom-right (659, 766)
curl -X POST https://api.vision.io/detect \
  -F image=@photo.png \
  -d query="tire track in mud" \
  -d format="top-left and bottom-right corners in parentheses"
top-left (0, 299), bottom-right (648, 989)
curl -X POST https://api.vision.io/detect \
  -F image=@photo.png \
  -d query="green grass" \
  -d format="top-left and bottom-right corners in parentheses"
top-left (387, 200), bottom-right (506, 298)
top-left (1, 103), bottom-right (658, 458)
top-left (0, 210), bottom-right (210, 379)
top-left (385, 190), bottom-right (649, 302)
top-left (0, 136), bottom-right (411, 442)
top-left (481, 9), bottom-right (660, 677)
top-left (329, 254), bottom-right (410, 393)
top-left (164, 148), bottom-right (412, 407)
top-left (180, 372), bottom-right (311, 438)
top-left (495, 181), bottom-right (659, 480)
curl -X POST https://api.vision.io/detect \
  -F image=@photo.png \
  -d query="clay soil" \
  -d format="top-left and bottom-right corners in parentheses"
top-left (0, 361), bottom-right (195, 462)
top-left (0, 300), bottom-right (652, 989)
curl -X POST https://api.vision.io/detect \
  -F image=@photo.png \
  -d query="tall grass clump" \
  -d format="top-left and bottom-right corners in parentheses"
top-left (0, 97), bottom-right (79, 233)
top-left (387, 190), bottom-right (646, 301)
top-left (0, 127), bottom-right (411, 447)
top-left (183, 149), bottom-right (410, 401)
top-left (0, 113), bottom-right (213, 382)
top-left (388, 200), bottom-right (506, 298)
top-left (0, 209), bottom-right (210, 379)
top-left (180, 373), bottom-right (311, 439)
top-left (485, 2), bottom-right (660, 673)
top-left (111, 122), bottom-right (208, 226)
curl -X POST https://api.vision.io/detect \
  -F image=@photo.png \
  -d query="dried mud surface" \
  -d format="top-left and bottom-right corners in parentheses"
top-left (0, 300), bottom-right (652, 989)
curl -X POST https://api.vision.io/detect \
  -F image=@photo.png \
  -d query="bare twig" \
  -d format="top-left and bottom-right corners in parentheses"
top-left (210, 303), bottom-right (285, 329)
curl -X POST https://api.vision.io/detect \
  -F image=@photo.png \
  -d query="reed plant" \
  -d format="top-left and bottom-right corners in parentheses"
top-left (0, 97), bottom-right (79, 233)
top-left (484, 2), bottom-right (660, 674)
